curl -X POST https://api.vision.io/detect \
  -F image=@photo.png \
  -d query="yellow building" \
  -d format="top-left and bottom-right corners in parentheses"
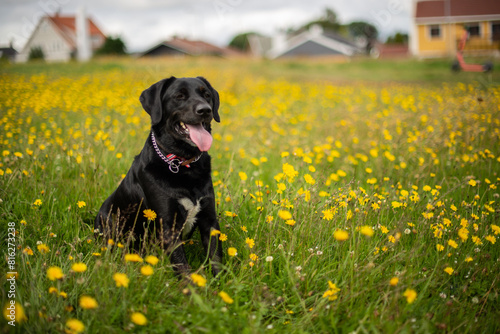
top-left (410, 0), bottom-right (500, 58)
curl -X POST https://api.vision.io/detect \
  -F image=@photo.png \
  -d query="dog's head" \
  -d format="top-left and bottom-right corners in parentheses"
top-left (140, 76), bottom-right (220, 155)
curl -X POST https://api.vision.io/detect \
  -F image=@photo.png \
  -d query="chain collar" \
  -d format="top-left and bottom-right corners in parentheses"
top-left (151, 132), bottom-right (201, 173)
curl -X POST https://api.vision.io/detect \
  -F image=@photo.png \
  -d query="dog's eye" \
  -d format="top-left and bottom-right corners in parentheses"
top-left (175, 93), bottom-right (185, 100)
top-left (204, 92), bottom-right (211, 99)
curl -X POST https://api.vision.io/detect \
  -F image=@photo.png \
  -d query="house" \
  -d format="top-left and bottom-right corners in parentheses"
top-left (0, 43), bottom-right (18, 62)
top-left (140, 37), bottom-right (242, 58)
top-left (410, 0), bottom-right (500, 58)
top-left (17, 12), bottom-right (106, 62)
top-left (250, 26), bottom-right (362, 59)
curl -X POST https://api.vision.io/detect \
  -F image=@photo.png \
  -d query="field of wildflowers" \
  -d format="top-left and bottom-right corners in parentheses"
top-left (1, 58), bottom-right (499, 333)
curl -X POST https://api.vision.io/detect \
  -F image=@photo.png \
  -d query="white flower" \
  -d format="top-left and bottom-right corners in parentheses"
top-left (439, 292), bottom-right (447, 299)
top-left (266, 256), bottom-right (274, 262)
top-left (404, 228), bottom-right (411, 235)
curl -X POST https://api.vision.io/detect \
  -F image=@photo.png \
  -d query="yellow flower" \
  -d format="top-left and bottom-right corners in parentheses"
top-left (423, 185), bottom-right (431, 192)
top-left (59, 291), bottom-right (68, 298)
top-left (72, 262), bottom-right (87, 273)
top-left (124, 253), bottom-right (143, 262)
top-left (228, 247), bottom-right (237, 257)
top-left (145, 255), bottom-right (159, 265)
top-left (49, 286), bottom-right (58, 294)
top-left (245, 238), bottom-right (255, 249)
top-left (380, 226), bottom-right (389, 234)
top-left (107, 239), bottom-right (115, 246)
top-left (359, 226), bottom-right (374, 237)
top-left (37, 243), bottom-right (50, 254)
top-left (391, 201), bottom-right (403, 209)
top-left (304, 174), bottom-right (316, 185)
top-left (219, 291), bottom-right (234, 304)
top-left (65, 318), bottom-right (85, 333)
top-left (465, 257), bottom-right (473, 262)
top-left (322, 208), bottom-right (334, 221)
top-left (3, 301), bottom-right (27, 324)
top-left (249, 253), bottom-right (258, 261)
top-left (79, 295), bottom-right (98, 309)
top-left (33, 199), bottom-right (42, 206)
top-left (113, 273), bottom-right (129, 288)
top-left (238, 171), bottom-right (247, 181)
top-left (468, 179), bottom-right (477, 186)
top-left (390, 277), bottom-right (399, 286)
top-left (143, 209), bottom-right (157, 221)
top-left (403, 288), bottom-right (417, 304)
top-left (130, 312), bottom-right (147, 326)
top-left (448, 239), bottom-right (458, 249)
top-left (285, 220), bottom-right (296, 226)
top-left (278, 210), bottom-right (292, 220)
top-left (282, 163), bottom-right (298, 181)
top-left (225, 211), bottom-right (237, 217)
top-left (219, 233), bottom-right (228, 241)
top-left (444, 267), bottom-right (454, 275)
top-left (322, 281), bottom-right (340, 301)
top-left (77, 201), bottom-right (86, 208)
top-left (240, 226), bottom-right (248, 232)
top-left (333, 229), bottom-right (349, 241)
top-left (47, 266), bottom-right (64, 281)
top-left (436, 244), bottom-right (444, 252)
top-left (190, 273), bottom-right (207, 287)
top-left (485, 235), bottom-right (496, 244)
top-left (140, 265), bottom-right (154, 276)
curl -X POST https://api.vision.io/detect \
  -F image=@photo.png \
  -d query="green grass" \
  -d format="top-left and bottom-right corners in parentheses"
top-left (1, 57), bottom-right (499, 333)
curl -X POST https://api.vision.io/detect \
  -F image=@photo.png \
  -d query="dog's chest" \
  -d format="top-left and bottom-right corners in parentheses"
top-left (178, 197), bottom-right (202, 239)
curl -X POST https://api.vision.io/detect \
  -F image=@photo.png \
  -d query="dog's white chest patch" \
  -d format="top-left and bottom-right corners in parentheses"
top-left (178, 197), bottom-right (201, 239)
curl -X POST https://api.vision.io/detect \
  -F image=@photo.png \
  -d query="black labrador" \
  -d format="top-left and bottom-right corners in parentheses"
top-left (94, 76), bottom-right (222, 277)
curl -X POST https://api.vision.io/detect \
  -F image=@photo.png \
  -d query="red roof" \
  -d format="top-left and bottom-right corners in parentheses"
top-left (416, 0), bottom-right (500, 19)
top-left (47, 14), bottom-right (106, 48)
top-left (165, 37), bottom-right (241, 56)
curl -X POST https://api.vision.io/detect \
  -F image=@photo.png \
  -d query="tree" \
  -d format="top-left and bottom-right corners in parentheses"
top-left (386, 32), bottom-right (408, 44)
top-left (228, 32), bottom-right (255, 52)
top-left (302, 8), bottom-right (342, 32)
top-left (95, 36), bottom-right (127, 56)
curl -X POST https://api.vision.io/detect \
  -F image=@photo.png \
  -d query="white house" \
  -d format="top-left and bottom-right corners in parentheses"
top-left (17, 11), bottom-right (106, 62)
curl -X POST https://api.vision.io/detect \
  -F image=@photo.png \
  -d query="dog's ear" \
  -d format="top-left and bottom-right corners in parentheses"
top-left (197, 76), bottom-right (220, 123)
top-left (140, 76), bottom-right (176, 126)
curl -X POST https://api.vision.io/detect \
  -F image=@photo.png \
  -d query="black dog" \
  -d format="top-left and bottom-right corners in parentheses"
top-left (94, 76), bottom-right (222, 277)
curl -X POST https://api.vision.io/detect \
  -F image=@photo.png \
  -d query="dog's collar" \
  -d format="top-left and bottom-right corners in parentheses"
top-left (151, 132), bottom-right (202, 173)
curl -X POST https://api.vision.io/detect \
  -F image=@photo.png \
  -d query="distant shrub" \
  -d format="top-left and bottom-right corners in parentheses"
top-left (28, 46), bottom-right (45, 61)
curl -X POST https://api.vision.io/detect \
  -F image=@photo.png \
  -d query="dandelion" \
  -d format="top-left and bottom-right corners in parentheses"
top-left (322, 208), bottom-right (334, 221)
top-left (228, 247), bottom-right (237, 257)
top-left (140, 265), bottom-right (154, 276)
top-left (79, 295), bottom-right (98, 309)
top-left (448, 239), bottom-right (458, 249)
top-left (468, 179), bottom-right (477, 186)
top-left (225, 211), bottom-right (237, 217)
top-left (485, 235), bottom-right (496, 244)
top-left (304, 174), bottom-right (316, 185)
top-left (333, 229), bottom-right (349, 241)
top-left (444, 267), bottom-right (454, 275)
top-left (37, 243), bottom-right (50, 253)
top-left (360, 226), bottom-right (374, 237)
top-left (491, 224), bottom-right (500, 235)
top-left (436, 244), bottom-right (444, 252)
top-left (245, 238), bottom-right (255, 249)
top-left (465, 256), bottom-right (473, 262)
top-left (238, 171), bottom-right (247, 181)
top-left (423, 185), bottom-right (431, 192)
top-left (130, 312), bottom-right (147, 326)
top-left (249, 253), bottom-right (258, 261)
top-left (380, 225), bottom-right (389, 234)
top-left (266, 256), bottom-right (274, 262)
top-left (278, 210), bottom-right (292, 220)
top-left (77, 201), bottom-right (86, 208)
top-left (282, 163), bottom-right (298, 181)
top-left (3, 301), bottom-right (27, 324)
top-left (113, 273), bottom-right (129, 288)
top-left (47, 266), bottom-right (64, 281)
top-left (143, 209), bottom-right (156, 221)
top-left (72, 262), bottom-right (87, 273)
top-left (403, 288), bottom-right (417, 304)
top-left (124, 253), bottom-right (143, 262)
top-left (33, 199), bottom-right (42, 206)
top-left (219, 233), bottom-right (228, 242)
top-left (219, 291), bottom-right (234, 304)
top-left (390, 277), bottom-right (399, 286)
top-left (145, 255), bottom-right (159, 266)
top-left (392, 201), bottom-right (403, 209)
top-left (285, 220), bottom-right (296, 226)
top-left (23, 247), bottom-right (34, 255)
top-left (190, 273), bottom-right (206, 287)
top-left (65, 319), bottom-right (85, 333)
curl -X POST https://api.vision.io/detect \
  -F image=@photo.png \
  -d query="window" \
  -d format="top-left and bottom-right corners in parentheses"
top-left (429, 25), bottom-right (441, 38)
top-left (492, 22), bottom-right (500, 41)
top-left (465, 23), bottom-right (480, 37)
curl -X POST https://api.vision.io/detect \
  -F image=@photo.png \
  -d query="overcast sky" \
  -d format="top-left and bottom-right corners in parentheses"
top-left (1, 0), bottom-right (413, 52)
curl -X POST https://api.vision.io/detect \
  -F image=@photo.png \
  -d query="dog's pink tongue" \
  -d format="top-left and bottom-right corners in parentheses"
top-left (186, 124), bottom-right (213, 151)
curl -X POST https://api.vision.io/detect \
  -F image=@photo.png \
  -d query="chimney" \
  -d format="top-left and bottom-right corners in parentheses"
top-left (76, 6), bottom-right (92, 61)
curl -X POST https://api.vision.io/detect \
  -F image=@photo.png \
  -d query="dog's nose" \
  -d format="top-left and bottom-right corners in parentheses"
top-left (195, 104), bottom-right (212, 117)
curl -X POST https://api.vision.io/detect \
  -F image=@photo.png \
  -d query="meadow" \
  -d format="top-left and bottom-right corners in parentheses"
top-left (1, 57), bottom-right (499, 333)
